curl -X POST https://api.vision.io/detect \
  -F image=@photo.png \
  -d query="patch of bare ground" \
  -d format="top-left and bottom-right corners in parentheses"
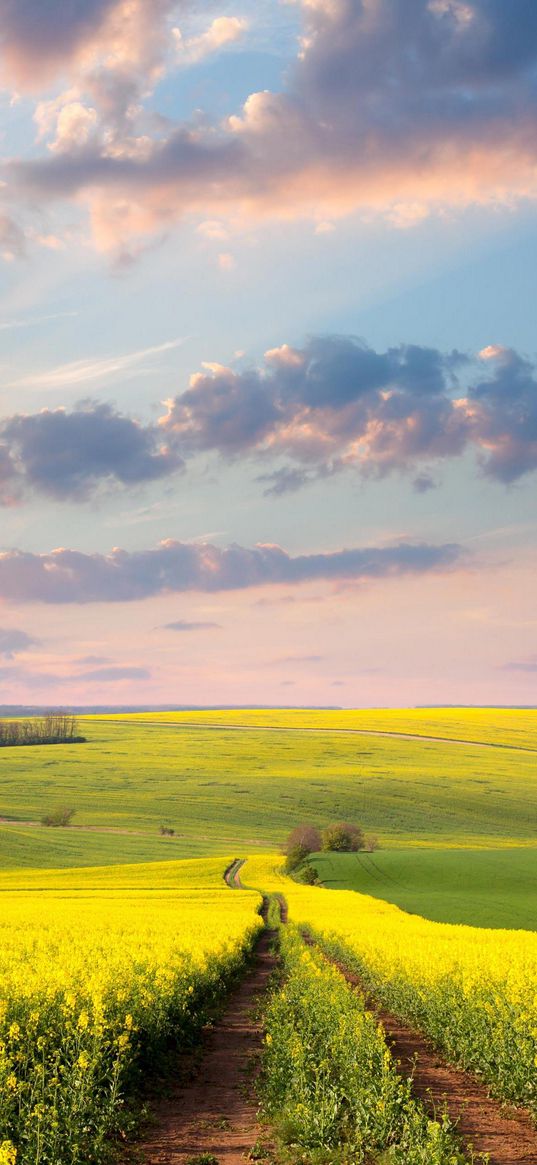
top-left (127, 927), bottom-right (276, 1165)
top-left (305, 936), bottom-right (537, 1165)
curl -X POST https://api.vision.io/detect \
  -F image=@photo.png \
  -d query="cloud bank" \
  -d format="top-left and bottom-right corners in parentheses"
top-left (163, 339), bottom-right (537, 487)
top-left (0, 538), bottom-right (463, 604)
top-left (5, 0), bottom-right (537, 251)
top-left (2, 339), bottom-right (536, 501)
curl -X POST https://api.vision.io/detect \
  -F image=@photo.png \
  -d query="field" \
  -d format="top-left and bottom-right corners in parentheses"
top-left (311, 848), bottom-right (537, 929)
top-left (0, 709), bottom-right (536, 876)
top-left (245, 854), bottom-right (537, 1117)
top-left (0, 857), bottom-right (262, 1163)
top-left (1, 708), bottom-right (537, 1163)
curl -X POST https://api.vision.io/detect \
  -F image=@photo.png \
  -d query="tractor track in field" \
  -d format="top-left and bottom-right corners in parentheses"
top-left (129, 877), bottom-right (275, 1165)
top-left (301, 931), bottom-right (537, 1165)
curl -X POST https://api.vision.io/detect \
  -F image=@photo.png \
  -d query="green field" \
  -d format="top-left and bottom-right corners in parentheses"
top-left (310, 848), bottom-right (537, 930)
top-left (0, 710), bottom-right (535, 872)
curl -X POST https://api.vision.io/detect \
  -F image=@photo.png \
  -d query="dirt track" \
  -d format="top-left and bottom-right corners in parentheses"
top-left (130, 925), bottom-right (275, 1164)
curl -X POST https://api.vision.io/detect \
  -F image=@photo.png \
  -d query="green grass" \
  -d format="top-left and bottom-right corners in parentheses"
top-left (0, 710), bottom-right (535, 869)
top-left (310, 848), bottom-right (537, 929)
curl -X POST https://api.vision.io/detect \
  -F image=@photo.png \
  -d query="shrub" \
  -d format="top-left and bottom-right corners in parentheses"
top-left (322, 821), bottom-right (365, 852)
top-left (41, 806), bottom-right (76, 828)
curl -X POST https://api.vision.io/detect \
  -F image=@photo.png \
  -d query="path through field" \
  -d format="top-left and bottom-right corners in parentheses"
top-left (130, 902), bottom-right (274, 1164)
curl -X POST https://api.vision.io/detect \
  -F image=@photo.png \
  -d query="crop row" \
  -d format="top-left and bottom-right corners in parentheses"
top-left (260, 923), bottom-right (467, 1163)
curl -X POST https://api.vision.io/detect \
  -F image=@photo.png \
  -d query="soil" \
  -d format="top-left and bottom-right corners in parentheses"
top-left (128, 923), bottom-right (276, 1165)
top-left (307, 937), bottom-right (537, 1165)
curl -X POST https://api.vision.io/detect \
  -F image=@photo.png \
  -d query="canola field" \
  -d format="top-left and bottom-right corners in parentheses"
top-left (246, 856), bottom-right (537, 1116)
top-left (0, 859), bottom-right (261, 1165)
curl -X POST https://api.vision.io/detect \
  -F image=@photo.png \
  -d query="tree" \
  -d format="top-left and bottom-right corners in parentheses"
top-left (283, 823), bottom-right (322, 872)
top-left (322, 821), bottom-right (365, 852)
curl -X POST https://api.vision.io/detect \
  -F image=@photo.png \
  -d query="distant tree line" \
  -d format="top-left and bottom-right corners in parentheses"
top-left (0, 714), bottom-right (86, 748)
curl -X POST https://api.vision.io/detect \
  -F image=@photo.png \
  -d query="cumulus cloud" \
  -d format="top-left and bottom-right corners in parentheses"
top-left (0, 627), bottom-right (39, 658)
top-left (173, 16), bottom-right (247, 65)
top-left (161, 336), bottom-right (537, 486)
top-left (0, 0), bottom-right (174, 88)
top-left (2, 337), bottom-right (537, 503)
top-left (0, 402), bottom-right (182, 502)
top-left (6, 0), bottom-right (537, 251)
top-left (0, 538), bottom-right (464, 604)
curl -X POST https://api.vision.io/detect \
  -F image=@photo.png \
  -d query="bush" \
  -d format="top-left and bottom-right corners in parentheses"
top-left (322, 821), bottom-right (365, 852)
top-left (364, 834), bottom-right (380, 852)
top-left (284, 824), bottom-right (322, 857)
top-left (41, 806), bottom-right (76, 828)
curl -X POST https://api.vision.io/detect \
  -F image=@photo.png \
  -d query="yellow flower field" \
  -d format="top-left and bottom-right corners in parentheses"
top-left (0, 859), bottom-right (262, 1164)
top-left (245, 856), bottom-right (537, 1112)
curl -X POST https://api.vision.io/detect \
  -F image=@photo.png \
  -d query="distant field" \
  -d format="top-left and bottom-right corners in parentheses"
top-left (0, 709), bottom-right (535, 868)
top-left (147, 706), bottom-right (537, 749)
top-left (311, 848), bottom-right (537, 930)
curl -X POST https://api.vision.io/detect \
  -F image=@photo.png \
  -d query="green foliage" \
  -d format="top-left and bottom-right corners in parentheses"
top-left (186, 1155), bottom-right (220, 1165)
top-left (40, 806), bottom-right (76, 828)
top-left (260, 927), bottom-right (467, 1164)
top-left (322, 821), bottom-right (365, 852)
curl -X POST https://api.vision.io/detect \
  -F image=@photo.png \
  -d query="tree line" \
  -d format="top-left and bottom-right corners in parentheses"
top-left (0, 714), bottom-right (86, 748)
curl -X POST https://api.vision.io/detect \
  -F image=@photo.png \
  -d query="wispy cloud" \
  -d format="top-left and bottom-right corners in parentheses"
top-left (0, 311), bottom-right (78, 331)
top-left (9, 338), bottom-right (185, 390)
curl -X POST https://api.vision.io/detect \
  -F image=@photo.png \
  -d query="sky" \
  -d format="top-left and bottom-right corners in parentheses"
top-left (0, 0), bottom-right (536, 708)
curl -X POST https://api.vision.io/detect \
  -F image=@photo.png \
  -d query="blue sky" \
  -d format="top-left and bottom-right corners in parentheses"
top-left (0, 0), bottom-right (536, 707)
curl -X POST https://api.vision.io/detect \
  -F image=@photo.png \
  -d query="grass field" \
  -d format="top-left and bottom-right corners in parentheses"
top-left (0, 710), bottom-right (536, 873)
top-left (310, 848), bottom-right (537, 929)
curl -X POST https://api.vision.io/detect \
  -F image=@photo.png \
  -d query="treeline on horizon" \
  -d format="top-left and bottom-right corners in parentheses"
top-left (0, 713), bottom-right (86, 748)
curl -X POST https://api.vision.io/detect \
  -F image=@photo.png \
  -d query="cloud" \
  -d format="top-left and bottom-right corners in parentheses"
top-left (161, 620), bottom-right (222, 631)
top-left (276, 654), bottom-right (325, 664)
top-left (10, 338), bottom-right (184, 390)
top-left (0, 627), bottom-right (39, 658)
top-left (161, 336), bottom-right (537, 485)
top-left (501, 657), bottom-right (537, 673)
top-left (0, 0), bottom-right (176, 89)
top-left (76, 665), bottom-right (150, 681)
top-left (173, 16), bottom-right (247, 65)
top-left (0, 401), bottom-right (182, 501)
top-left (0, 657), bottom-right (149, 687)
top-left (6, 0), bottom-right (537, 251)
top-left (2, 336), bottom-right (536, 501)
top-left (0, 538), bottom-right (464, 604)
